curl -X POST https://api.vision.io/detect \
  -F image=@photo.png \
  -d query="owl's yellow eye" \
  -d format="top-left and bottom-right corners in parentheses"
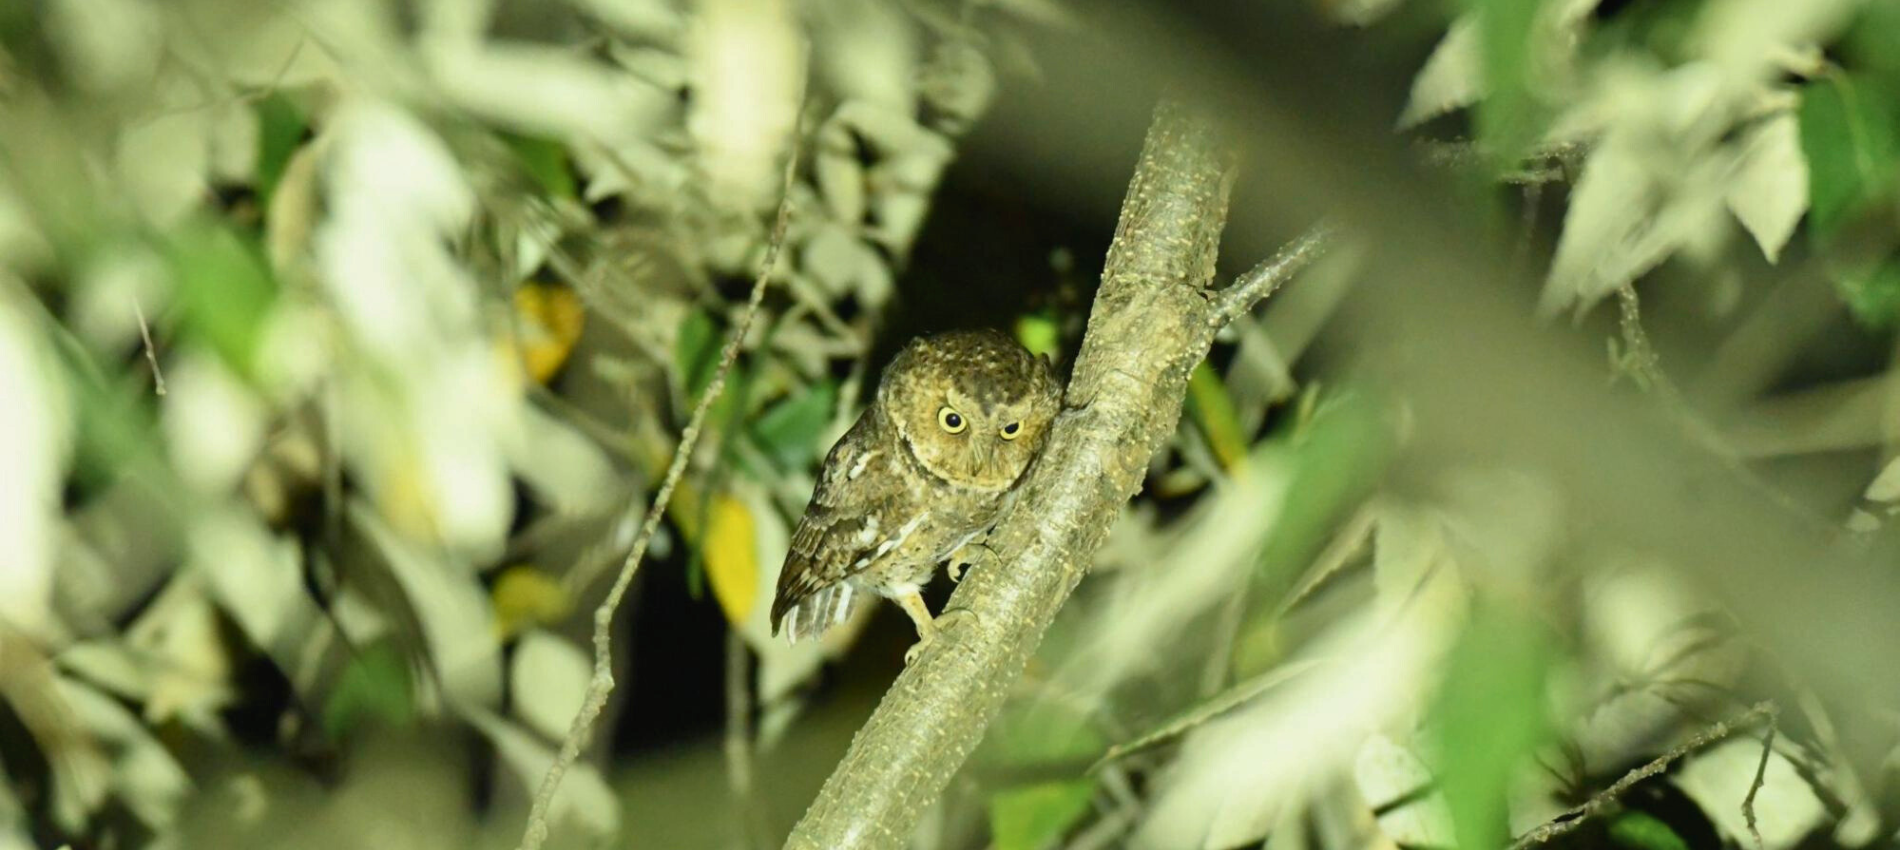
top-left (999, 422), bottom-right (1022, 440)
top-left (938, 407), bottom-right (967, 433)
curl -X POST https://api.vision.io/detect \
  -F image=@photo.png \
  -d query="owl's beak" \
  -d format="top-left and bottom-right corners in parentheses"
top-left (972, 437), bottom-right (995, 473)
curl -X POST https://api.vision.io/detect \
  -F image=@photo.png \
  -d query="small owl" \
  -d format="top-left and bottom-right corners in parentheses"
top-left (770, 329), bottom-right (1061, 655)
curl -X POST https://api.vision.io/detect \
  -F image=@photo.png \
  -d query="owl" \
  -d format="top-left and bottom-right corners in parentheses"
top-left (770, 329), bottom-right (1061, 656)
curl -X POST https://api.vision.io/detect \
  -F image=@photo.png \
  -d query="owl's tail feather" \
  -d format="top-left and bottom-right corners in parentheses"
top-left (779, 582), bottom-right (861, 643)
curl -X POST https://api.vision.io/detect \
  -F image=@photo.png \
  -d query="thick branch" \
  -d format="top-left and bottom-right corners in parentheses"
top-left (784, 100), bottom-right (1244, 849)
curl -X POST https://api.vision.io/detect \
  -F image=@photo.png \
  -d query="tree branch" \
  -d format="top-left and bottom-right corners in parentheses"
top-left (784, 99), bottom-right (1301, 849)
top-left (1211, 221), bottom-right (1333, 327)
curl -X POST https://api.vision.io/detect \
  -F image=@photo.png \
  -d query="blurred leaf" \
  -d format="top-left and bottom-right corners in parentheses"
top-left (1357, 735), bottom-right (1457, 848)
top-left (323, 641), bottom-right (416, 740)
top-left (1832, 255), bottom-right (1900, 328)
top-left (1799, 73), bottom-right (1899, 244)
top-left (703, 493), bottom-right (758, 625)
top-left (1400, 15), bottom-right (1482, 129)
top-left (491, 565), bottom-right (572, 639)
top-left (675, 308), bottom-right (719, 402)
top-left (466, 708), bottom-right (620, 836)
top-left (982, 698), bottom-right (1108, 771)
top-left (990, 781), bottom-right (1094, 850)
top-left (1234, 391), bottom-right (1392, 677)
top-left (168, 221), bottom-right (277, 375)
top-left (510, 630), bottom-right (590, 740)
top-left (1725, 113), bottom-right (1808, 264)
top-left (1014, 310), bottom-right (1061, 359)
top-left (510, 280), bottom-right (586, 384)
top-left (1586, 0), bottom-right (1709, 63)
top-left (1185, 361), bottom-right (1247, 471)
top-left (503, 132), bottom-right (577, 200)
top-left (254, 93), bottom-right (306, 211)
top-left (1427, 607), bottom-right (1553, 850)
top-left (751, 379), bottom-right (837, 470)
top-left (1610, 811), bottom-right (1691, 850)
top-left (1093, 660), bottom-right (1317, 772)
top-left (1840, 0), bottom-right (1900, 82)
top-left (1468, 0), bottom-right (1545, 167)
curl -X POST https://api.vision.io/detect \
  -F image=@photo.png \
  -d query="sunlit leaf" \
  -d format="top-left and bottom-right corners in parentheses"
top-left (1356, 735), bottom-right (1456, 848)
top-left (323, 640), bottom-right (416, 740)
top-left (990, 781), bottom-right (1094, 850)
top-left (1725, 113), bottom-right (1808, 264)
top-left (1799, 73), bottom-right (1899, 244)
top-left (1400, 16), bottom-right (1482, 129)
top-left (510, 630), bottom-right (590, 741)
top-left (703, 493), bottom-right (759, 625)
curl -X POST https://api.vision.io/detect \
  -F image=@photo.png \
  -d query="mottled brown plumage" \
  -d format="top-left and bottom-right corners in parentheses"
top-left (770, 329), bottom-right (1061, 655)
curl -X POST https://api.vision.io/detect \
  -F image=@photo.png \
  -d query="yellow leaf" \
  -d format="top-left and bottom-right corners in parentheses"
top-left (703, 494), bottom-right (758, 625)
top-left (491, 565), bottom-right (572, 639)
top-left (509, 281), bottom-right (585, 385)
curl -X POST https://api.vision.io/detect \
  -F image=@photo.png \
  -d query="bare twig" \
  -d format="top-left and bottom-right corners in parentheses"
top-left (132, 296), bottom-right (165, 396)
top-left (512, 146), bottom-right (801, 850)
top-left (1743, 715), bottom-right (1779, 850)
top-left (1508, 701), bottom-right (1778, 850)
top-left (1212, 222), bottom-right (1333, 326)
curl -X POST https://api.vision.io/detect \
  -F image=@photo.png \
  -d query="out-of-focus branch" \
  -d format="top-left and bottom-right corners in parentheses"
top-left (784, 99), bottom-right (1314, 850)
top-left (513, 146), bottom-right (802, 850)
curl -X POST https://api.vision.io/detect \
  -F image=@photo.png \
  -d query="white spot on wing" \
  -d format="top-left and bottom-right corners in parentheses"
top-left (833, 584), bottom-right (854, 624)
top-left (847, 450), bottom-right (879, 480)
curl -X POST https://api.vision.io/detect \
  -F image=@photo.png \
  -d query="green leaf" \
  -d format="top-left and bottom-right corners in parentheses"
top-left (322, 641), bottom-right (416, 739)
top-left (982, 698), bottom-right (1107, 766)
top-left (503, 133), bottom-right (577, 200)
top-left (674, 309), bottom-right (719, 404)
top-left (1841, 1), bottom-right (1900, 82)
top-left (1833, 254), bottom-right (1900, 328)
top-left (1014, 310), bottom-right (1061, 359)
top-left (1799, 73), bottom-right (1900, 244)
top-left (168, 222), bottom-right (278, 375)
top-left (751, 380), bottom-right (838, 470)
top-left (1610, 811), bottom-right (1691, 850)
top-left (1427, 607), bottom-right (1553, 850)
top-left (1185, 361), bottom-right (1247, 471)
top-left (990, 781), bottom-right (1094, 850)
top-left (254, 93), bottom-right (306, 211)
top-left (1232, 389), bottom-right (1392, 677)
top-left (1468, 0), bottom-right (1546, 169)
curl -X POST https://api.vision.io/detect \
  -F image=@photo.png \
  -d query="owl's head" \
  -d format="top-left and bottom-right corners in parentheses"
top-left (879, 329), bottom-right (1062, 491)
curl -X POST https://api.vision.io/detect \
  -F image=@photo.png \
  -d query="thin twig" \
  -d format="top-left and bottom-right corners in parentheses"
top-left (131, 296), bottom-right (165, 396)
top-left (1743, 713), bottom-right (1779, 850)
top-left (1212, 222), bottom-right (1334, 326)
top-left (512, 145), bottom-right (802, 850)
top-left (1509, 701), bottom-right (1778, 850)
top-left (725, 630), bottom-right (766, 849)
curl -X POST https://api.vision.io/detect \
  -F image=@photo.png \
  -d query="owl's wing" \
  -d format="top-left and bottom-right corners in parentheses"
top-left (770, 416), bottom-right (888, 641)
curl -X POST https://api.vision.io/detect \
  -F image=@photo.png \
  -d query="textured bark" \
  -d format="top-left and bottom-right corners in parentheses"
top-left (783, 100), bottom-right (1242, 850)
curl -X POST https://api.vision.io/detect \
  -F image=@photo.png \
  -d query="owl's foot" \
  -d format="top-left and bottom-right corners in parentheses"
top-left (901, 608), bottom-right (978, 665)
top-left (946, 539), bottom-right (997, 583)
top-left (895, 592), bottom-right (981, 665)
